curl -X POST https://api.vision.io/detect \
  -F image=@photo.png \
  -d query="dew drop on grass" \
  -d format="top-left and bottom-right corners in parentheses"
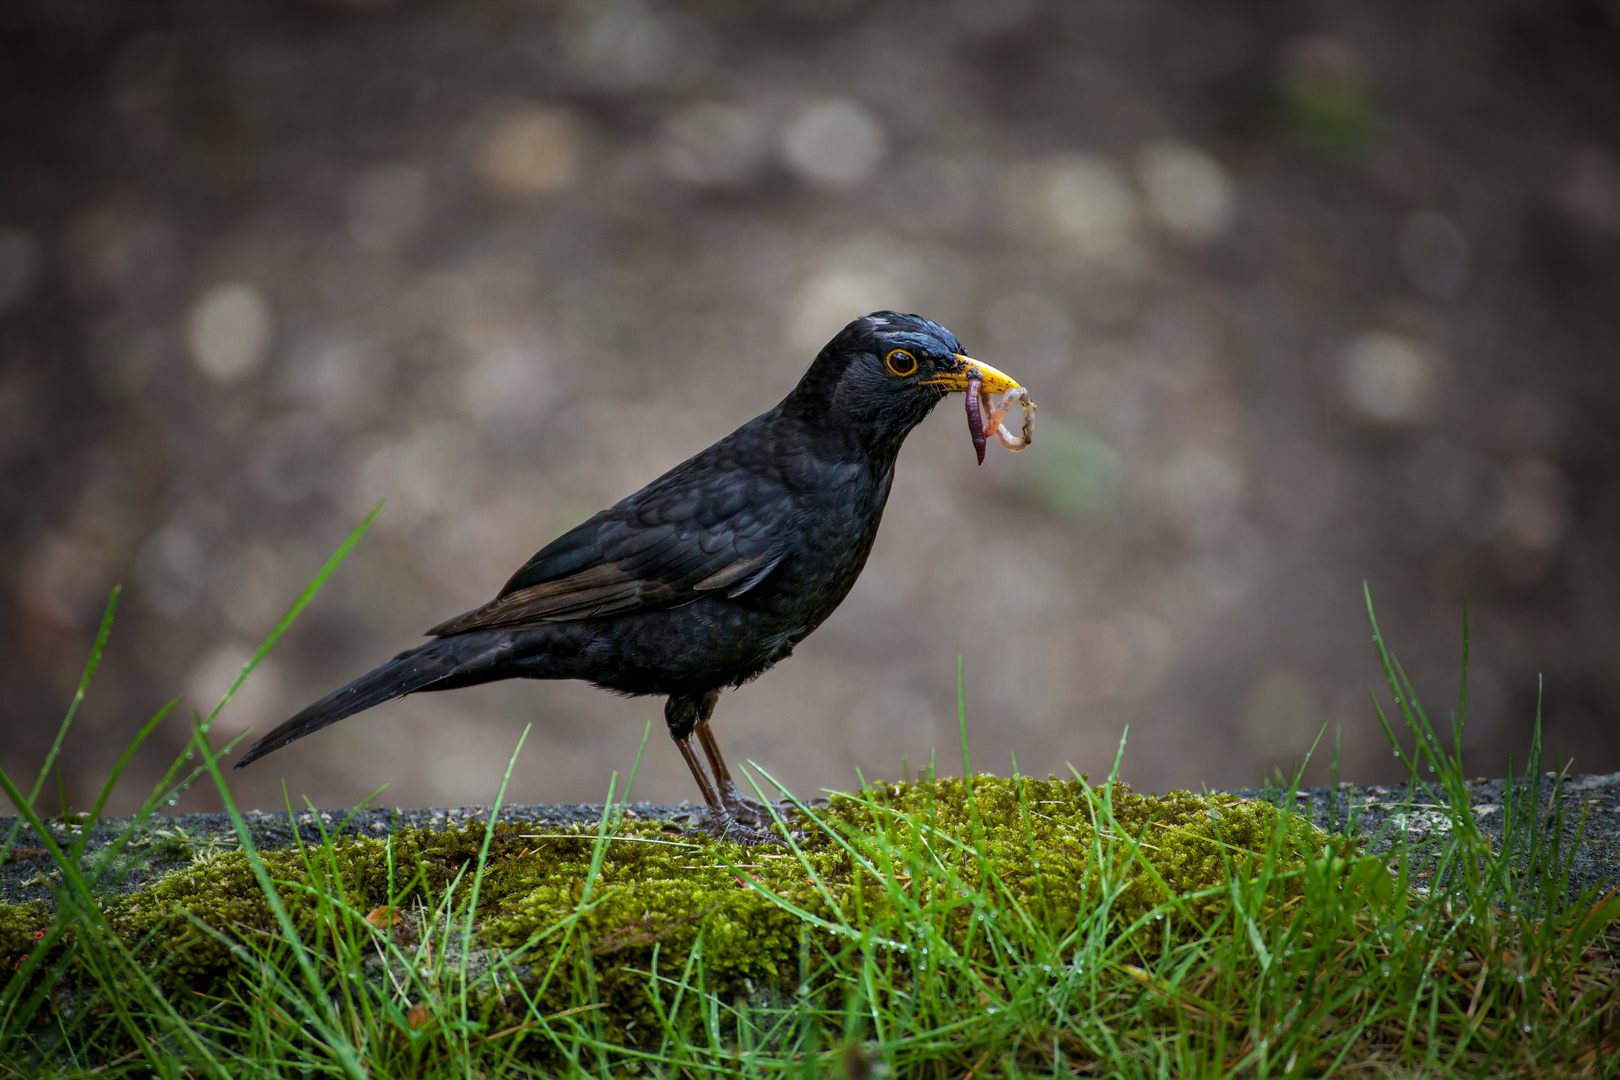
top-left (1523, 1023), bottom-right (1532, 1034)
top-left (167, 798), bottom-right (178, 806)
top-left (1379, 965), bottom-right (1391, 977)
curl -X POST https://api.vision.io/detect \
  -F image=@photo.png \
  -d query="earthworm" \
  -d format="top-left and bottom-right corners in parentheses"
top-left (966, 376), bottom-right (987, 464)
top-left (983, 387), bottom-right (1034, 451)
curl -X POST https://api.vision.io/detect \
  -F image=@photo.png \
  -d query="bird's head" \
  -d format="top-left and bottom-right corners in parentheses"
top-left (788, 311), bottom-right (1025, 456)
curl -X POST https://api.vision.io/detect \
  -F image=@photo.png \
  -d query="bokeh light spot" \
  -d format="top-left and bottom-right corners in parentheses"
top-left (1494, 457), bottom-right (1571, 553)
top-left (186, 281), bottom-right (272, 383)
top-left (136, 526), bottom-right (207, 618)
top-left (1007, 154), bottom-right (1141, 264)
top-left (1136, 140), bottom-right (1237, 244)
top-left (779, 99), bottom-right (887, 189)
top-left (186, 645), bottom-right (283, 727)
top-left (1340, 331), bottom-right (1437, 424)
top-left (477, 106), bottom-right (582, 200)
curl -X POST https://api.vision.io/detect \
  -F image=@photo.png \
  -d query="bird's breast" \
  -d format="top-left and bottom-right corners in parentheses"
top-left (756, 460), bottom-right (893, 619)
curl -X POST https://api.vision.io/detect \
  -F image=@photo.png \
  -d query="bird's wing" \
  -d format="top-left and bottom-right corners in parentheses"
top-left (425, 451), bottom-right (793, 636)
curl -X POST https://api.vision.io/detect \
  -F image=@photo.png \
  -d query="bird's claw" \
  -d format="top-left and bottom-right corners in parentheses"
top-left (702, 814), bottom-right (787, 847)
top-left (671, 796), bottom-right (799, 847)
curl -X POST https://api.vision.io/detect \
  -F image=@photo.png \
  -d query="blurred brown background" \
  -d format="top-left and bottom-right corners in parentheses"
top-left (3, 0), bottom-right (1618, 815)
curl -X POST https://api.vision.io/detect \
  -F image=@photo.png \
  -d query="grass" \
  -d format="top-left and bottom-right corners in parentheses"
top-left (1, 515), bottom-right (1617, 1078)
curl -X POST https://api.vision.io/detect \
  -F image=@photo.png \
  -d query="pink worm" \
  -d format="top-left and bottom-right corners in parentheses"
top-left (965, 376), bottom-right (987, 465)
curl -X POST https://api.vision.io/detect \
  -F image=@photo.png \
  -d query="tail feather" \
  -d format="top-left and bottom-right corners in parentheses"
top-left (234, 635), bottom-right (501, 768)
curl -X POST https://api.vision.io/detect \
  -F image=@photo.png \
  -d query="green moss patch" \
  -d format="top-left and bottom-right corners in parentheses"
top-left (3, 778), bottom-right (1335, 1055)
top-left (0, 899), bottom-right (50, 972)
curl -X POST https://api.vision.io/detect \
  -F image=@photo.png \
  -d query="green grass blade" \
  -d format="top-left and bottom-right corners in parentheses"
top-left (185, 719), bottom-right (367, 1080)
top-left (2, 587), bottom-right (119, 860)
top-left (206, 501), bottom-right (382, 732)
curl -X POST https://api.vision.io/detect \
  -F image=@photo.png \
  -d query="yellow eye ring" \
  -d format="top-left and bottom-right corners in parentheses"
top-left (885, 349), bottom-right (918, 377)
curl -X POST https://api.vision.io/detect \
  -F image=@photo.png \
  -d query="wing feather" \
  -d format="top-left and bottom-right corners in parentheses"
top-left (425, 436), bottom-right (797, 637)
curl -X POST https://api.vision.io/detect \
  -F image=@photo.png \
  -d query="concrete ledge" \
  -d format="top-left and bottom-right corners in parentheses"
top-left (1231, 772), bottom-right (1620, 902)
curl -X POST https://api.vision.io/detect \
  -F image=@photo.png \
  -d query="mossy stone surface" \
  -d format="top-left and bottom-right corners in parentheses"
top-left (2, 779), bottom-right (1331, 1046)
top-left (5, 772), bottom-right (1617, 1056)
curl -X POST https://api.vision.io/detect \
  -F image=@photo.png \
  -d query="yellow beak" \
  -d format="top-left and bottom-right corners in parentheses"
top-left (920, 354), bottom-right (1023, 394)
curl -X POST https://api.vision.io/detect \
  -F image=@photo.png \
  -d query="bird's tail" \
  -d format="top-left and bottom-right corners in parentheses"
top-left (234, 634), bottom-right (504, 768)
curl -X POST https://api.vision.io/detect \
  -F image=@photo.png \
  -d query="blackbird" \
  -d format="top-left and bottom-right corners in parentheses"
top-left (236, 312), bottom-right (1026, 839)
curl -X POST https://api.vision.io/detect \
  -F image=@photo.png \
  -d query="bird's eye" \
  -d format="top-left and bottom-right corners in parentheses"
top-left (885, 349), bottom-right (918, 377)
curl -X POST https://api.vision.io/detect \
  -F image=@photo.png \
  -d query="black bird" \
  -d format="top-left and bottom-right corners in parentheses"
top-left (236, 312), bottom-right (1026, 838)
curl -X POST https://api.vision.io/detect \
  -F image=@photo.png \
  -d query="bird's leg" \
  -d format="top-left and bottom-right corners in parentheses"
top-left (666, 694), bottom-right (722, 810)
top-left (674, 734), bottom-right (723, 809)
top-left (667, 690), bottom-right (783, 846)
top-left (691, 689), bottom-right (746, 812)
top-left (695, 720), bottom-right (740, 809)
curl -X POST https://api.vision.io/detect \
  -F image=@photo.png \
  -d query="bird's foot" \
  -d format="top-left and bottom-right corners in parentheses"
top-left (695, 809), bottom-right (786, 847)
top-left (672, 796), bottom-right (802, 847)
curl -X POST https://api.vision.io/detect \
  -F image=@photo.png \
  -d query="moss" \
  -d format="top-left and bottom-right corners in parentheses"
top-left (6, 779), bottom-right (1338, 1055)
top-left (0, 899), bottom-right (51, 971)
top-left (828, 777), bottom-right (1324, 933)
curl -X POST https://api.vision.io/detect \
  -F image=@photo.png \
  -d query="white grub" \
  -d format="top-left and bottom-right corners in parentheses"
top-left (980, 386), bottom-right (1035, 451)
